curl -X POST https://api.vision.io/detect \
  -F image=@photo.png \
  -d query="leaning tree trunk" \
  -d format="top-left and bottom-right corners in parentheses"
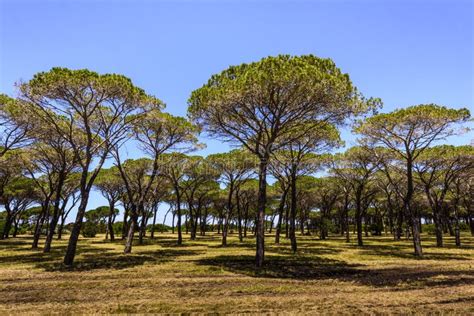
top-left (124, 210), bottom-right (138, 253)
top-left (64, 190), bottom-right (90, 265)
top-left (32, 202), bottom-right (49, 249)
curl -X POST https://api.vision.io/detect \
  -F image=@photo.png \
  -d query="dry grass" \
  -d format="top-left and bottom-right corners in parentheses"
top-left (0, 231), bottom-right (473, 314)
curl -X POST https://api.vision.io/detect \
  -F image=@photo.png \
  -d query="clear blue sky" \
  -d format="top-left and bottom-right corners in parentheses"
top-left (1, 0), bottom-right (472, 222)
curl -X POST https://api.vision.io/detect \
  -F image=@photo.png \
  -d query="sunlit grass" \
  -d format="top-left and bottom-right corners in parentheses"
top-left (1, 232), bottom-right (473, 314)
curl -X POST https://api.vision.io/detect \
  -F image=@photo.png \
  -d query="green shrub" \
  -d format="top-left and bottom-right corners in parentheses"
top-left (82, 221), bottom-right (97, 237)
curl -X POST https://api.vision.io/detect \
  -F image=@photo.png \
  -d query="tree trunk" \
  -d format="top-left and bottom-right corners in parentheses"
top-left (122, 207), bottom-right (129, 240)
top-left (124, 212), bottom-right (138, 253)
top-left (2, 210), bottom-right (13, 239)
top-left (344, 194), bottom-right (350, 242)
top-left (468, 216), bottom-right (474, 237)
top-left (108, 200), bottom-right (116, 241)
top-left (275, 188), bottom-right (288, 244)
top-left (13, 218), bottom-right (19, 237)
top-left (289, 172), bottom-right (297, 253)
top-left (176, 189), bottom-right (182, 245)
top-left (237, 199), bottom-right (243, 242)
top-left (150, 204), bottom-right (158, 239)
top-left (355, 191), bottom-right (363, 246)
top-left (255, 157), bottom-right (268, 268)
top-left (32, 203), bottom-right (48, 249)
top-left (406, 158), bottom-right (422, 257)
top-left (433, 209), bottom-right (443, 247)
top-left (63, 190), bottom-right (90, 265)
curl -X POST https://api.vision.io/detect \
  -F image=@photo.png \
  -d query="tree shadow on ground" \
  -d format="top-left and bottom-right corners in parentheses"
top-left (270, 244), bottom-right (342, 256)
top-left (352, 267), bottom-right (474, 288)
top-left (196, 254), bottom-right (474, 288)
top-left (208, 241), bottom-right (256, 249)
top-left (0, 245), bottom-right (108, 264)
top-left (196, 254), bottom-right (362, 280)
top-left (356, 243), bottom-right (472, 261)
top-left (36, 248), bottom-right (203, 272)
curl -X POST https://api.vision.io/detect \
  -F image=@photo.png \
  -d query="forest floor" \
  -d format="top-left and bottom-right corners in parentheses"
top-left (0, 232), bottom-right (473, 314)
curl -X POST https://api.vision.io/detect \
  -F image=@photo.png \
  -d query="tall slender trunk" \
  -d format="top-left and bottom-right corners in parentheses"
top-left (122, 207), bottom-right (129, 240)
top-left (124, 211), bottom-right (138, 253)
top-left (289, 172), bottom-right (297, 253)
top-left (32, 201), bottom-right (49, 249)
top-left (433, 208), bottom-right (443, 247)
top-left (468, 216), bottom-right (474, 237)
top-left (255, 157), bottom-right (268, 268)
top-left (44, 175), bottom-right (66, 252)
top-left (150, 204), bottom-right (158, 239)
top-left (406, 158), bottom-right (422, 257)
top-left (344, 194), bottom-right (350, 242)
top-left (275, 187), bottom-right (288, 244)
top-left (243, 206), bottom-right (249, 237)
top-left (395, 207), bottom-right (403, 240)
top-left (138, 207), bottom-right (147, 245)
top-left (452, 195), bottom-right (461, 247)
top-left (223, 182), bottom-right (234, 246)
top-left (108, 200), bottom-right (116, 241)
top-left (236, 199), bottom-right (243, 242)
top-left (172, 212), bottom-right (175, 234)
top-left (201, 208), bottom-right (207, 236)
top-left (176, 188), bottom-right (182, 245)
top-left (2, 209), bottom-right (13, 239)
top-left (355, 190), bottom-right (363, 246)
top-left (63, 190), bottom-right (90, 265)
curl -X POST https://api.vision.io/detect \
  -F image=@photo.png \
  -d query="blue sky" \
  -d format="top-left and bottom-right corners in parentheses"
top-left (1, 0), bottom-right (473, 222)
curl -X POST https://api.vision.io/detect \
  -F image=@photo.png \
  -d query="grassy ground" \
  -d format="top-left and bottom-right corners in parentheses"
top-left (0, 232), bottom-right (473, 314)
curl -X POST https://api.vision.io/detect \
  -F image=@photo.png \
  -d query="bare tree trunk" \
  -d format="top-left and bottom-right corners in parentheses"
top-left (150, 204), bottom-right (158, 239)
top-left (176, 189), bottom-right (182, 245)
top-left (275, 188), bottom-right (288, 244)
top-left (355, 191), bottom-right (363, 246)
top-left (108, 200), bottom-right (116, 241)
top-left (32, 202), bottom-right (49, 249)
top-left (406, 158), bottom-right (422, 257)
top-left (289, 172), bottom-right (297, 253)
top-left (64, 191), bottom-right (90, 265)
top-left (255, 158), bottom-right (268, 268)
top-left (1, 207), bottom-right (13, 239)
top-left (124, 212), bottom-right (138, 253)
top-left (122, 207), bottom-right (129, 240)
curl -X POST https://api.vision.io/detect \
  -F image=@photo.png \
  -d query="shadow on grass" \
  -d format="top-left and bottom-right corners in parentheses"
top-left (196, 254), bottom-right (362, 280)
top-left (357, 243), bottom-right (472, 261)
top-left (355, 267), bottom-right (474, 288)
top-left (208, 241), bottom-right (256, 250)
top-left (0, 236), bottom-right (204, 272)
top-left (36, 249), bottom-right (203, 272)
top-left (270, 244), bottom-right (343, 256)
top-left (196, 254), bottom-right (474, 288)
